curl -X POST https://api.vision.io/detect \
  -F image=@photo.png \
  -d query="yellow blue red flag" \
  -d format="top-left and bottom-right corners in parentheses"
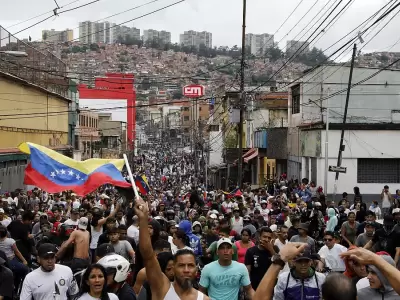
top-left (19, 142), bottom-right (131, 196)
top-left (135, 175), bottom-right (150, 195)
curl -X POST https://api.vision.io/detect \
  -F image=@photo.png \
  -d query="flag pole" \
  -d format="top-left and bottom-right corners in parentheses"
top-left (123, 154), bottom-right (139, 199)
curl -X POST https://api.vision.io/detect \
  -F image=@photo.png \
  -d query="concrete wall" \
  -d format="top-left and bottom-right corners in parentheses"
top-left (309, 129), bottom-right (400, 195)
top-left (289, 65), bottom-right (400, 126)
top-left (0, 76), bottom-right (70, 148)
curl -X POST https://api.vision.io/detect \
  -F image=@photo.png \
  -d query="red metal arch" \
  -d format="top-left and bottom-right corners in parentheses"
top-left (78, 73), bottom-right (136, 149)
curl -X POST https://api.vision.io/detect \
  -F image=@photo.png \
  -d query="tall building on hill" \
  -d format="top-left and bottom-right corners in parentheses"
top-left (286, 40), bottom-right (310, 55)
top-left (113, 25), bottom-right (140, 41)
top-left (180, 30), bottom-right (212, 49)
top-left (42, 29), bottom-right (73, 42)
top-left (143, 29), bottom-right (171, 44)
top-left (245, 33), bottom-right (274, 56)
top-left (79, 21), bottom-right (116, 44)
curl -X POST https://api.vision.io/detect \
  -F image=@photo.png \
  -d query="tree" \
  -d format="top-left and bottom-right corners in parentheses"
top-left (265, 45), bottom-right (283, 62)
top-left (90, 43), bottom-right (100, 51)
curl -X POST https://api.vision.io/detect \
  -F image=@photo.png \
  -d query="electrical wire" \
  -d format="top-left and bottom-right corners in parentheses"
top-left (2, 0), bottom-right (104, 39)
top-left (6, 0), bottom-right (81, 28)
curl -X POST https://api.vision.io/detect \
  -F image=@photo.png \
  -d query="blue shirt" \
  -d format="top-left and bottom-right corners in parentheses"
top-left (199, 260), bottom-right (251, 300)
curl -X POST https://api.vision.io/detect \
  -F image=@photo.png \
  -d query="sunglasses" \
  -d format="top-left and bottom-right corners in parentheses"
top-left (324, 238), bottom-right (333, 242)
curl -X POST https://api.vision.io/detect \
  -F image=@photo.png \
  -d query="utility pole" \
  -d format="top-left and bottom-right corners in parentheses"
top-left (237, 0), bottom-right (247, 189)
top-left (194, 99), bottom-right (199, 185)
top-left (324, 88), bottom-right (330, 196)
top-left (333, 43), bottom-right (357, 200)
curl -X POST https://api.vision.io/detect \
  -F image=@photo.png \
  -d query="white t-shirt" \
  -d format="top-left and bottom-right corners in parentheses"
top-left (127, 225), bottom-right (139, 245)
top-left (0, 217), bottom-right (11, 227)
top-left (77, 292), bottom-right (118, 300)
top-left (168, 235), bottom-right (178, 254)
top-left (63, 219), bottom-right (78, 226)
top-left (20, 264), bottom-right (78, 300)
top-left (382, 193), bottom-right (391, 208)
top-left (318, 244), bottom-right (347, 272)
top-left (274, 239), bottom-right (288, 251)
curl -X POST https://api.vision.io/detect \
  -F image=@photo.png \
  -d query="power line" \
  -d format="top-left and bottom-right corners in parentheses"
top-left (6, 0), bottom-right (80, 28)
top-left (3, 0), bottom-right (103, 39)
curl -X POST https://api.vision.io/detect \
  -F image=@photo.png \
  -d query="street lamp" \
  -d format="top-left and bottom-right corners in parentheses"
top-left (0, 51), bottom-right (28, 57)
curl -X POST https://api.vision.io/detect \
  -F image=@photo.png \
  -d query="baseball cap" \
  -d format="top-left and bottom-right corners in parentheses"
top-left (38, 243), bottom-right (57, 258)
top-left (71, 208), bottom-right (79, 214)
top-left (294, 249), bottom-right (313, 261)
top-left (78, 217), bottom-right (88, 229)
top-left (0, 208), bottom-right (4, 213)
top-left (217, 237), bottom-right (233, 250)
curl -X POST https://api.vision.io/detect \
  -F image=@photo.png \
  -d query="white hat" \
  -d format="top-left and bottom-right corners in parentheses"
top-left (0, 208), bottom-right (4, 213)
top-left (210, 213), bottom-right (217, 219)
top-left (217, 237), bottom-right (233, 250)
top-left (270, 224), bottom-right (278, 232)
top-left (78, 217), bottom-right (88, 229)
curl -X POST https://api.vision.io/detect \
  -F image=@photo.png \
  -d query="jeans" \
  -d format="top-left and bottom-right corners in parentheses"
top-left (382, 207), bottom-right (391, 217)
top-left (9, 257), bottom-right (29, 292)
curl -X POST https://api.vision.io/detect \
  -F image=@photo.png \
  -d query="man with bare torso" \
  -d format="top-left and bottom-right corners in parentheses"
top-left (56, 217), bottom-right (90, 272)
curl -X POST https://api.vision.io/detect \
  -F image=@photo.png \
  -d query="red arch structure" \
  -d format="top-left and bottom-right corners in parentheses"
top-left (78, 73), bottom-right (136, 150)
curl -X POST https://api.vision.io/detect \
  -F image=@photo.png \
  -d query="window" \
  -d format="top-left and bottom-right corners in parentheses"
top-left (357, 158), bottom-right (400, 183)
top-left (183, 107), bottom-right (189, 111)
top-left (209, 125), bottom-right (219, 132)
top-left (184, 116), bottom-right (189, 121)
top-left (291, 84), bottom-right (300, 114)
top-left (199, 107), bottom-right (202, 111)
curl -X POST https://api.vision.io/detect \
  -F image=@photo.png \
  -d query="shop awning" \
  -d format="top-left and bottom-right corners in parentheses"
top-left (244, 148), bottom-right (259, 163)
top-left (243, 148), bottom-right (257, 158)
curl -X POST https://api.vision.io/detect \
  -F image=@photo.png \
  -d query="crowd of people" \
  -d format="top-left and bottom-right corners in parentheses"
top-left (1, 152), bottom-right (400, 300)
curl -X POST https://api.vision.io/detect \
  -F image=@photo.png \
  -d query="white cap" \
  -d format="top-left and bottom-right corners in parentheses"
top-left (210, 213), bottom-right (217, 219)
top-left (217, 237), bottom-right (233, 250)
top-left (0, 208), bottom-right (4, 213)
top-left (78, 217), bottom-right (88, 229)
top-left (270, 224), bottom-right (278, 232)
top-left (72, 201), bottom-right (81, 209)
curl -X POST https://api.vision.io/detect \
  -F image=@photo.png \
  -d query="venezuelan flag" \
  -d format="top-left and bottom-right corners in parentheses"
top-left (135, 175), bottom-right (150, 195)
top-left (19, 142), bottom-right (131, 196)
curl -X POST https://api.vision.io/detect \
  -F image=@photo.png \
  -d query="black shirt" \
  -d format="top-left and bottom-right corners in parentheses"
top-left (372, 226), bottom-right (400, 258)
top-left (7, 220), bottom-right (32, 261)
top-left (0, 265), bottom-right (13, 300)
top-left (244, 246), bottom-right (272, 290)
top-left (117, 282), bottom-right (137, 300)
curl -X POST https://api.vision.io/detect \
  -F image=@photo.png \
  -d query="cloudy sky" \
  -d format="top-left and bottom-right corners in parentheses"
top-left (1, 0), bottom-right (398, 53)
top-left (1, 0), bottom-right (398, 121)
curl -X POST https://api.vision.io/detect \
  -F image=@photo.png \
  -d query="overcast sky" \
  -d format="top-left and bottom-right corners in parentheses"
top-left (1, 0), bottom-right (399, 53)
top-left (1, 0), bottom-right (399, 122)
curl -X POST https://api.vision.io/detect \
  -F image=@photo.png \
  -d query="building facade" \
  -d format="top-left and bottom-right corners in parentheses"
top-left (42, 29), bottom-right (73, 42)
top-left (287, 65), bottom-right (400, 197)
top-left (286, 40), bottom-right (310, 55)
top-left (245, 33), bottom-right (274, 56)
top-left (113, 25), bottom-right (140, 41)
top-left (79, 21), bottom-right (116, 44)
top-left (180, 30), bottom-right (213, 48)
top-left (77, 110), bottom-right (100, 160)
top-left (143, 29), bottom-right (171, 44)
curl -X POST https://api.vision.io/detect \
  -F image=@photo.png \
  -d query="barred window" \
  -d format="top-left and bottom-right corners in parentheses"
top-left (291, 84), bottom-right (300, 114)
top-left (357, 158), bottom-right (400, 183)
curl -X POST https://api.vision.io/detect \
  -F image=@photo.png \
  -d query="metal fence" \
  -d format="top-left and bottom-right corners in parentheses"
top-left (0, 25), bottom-right (69, 97)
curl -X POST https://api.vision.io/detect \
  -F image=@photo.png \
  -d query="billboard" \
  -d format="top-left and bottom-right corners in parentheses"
top-left (183, 84), bottom-right (205, 98)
